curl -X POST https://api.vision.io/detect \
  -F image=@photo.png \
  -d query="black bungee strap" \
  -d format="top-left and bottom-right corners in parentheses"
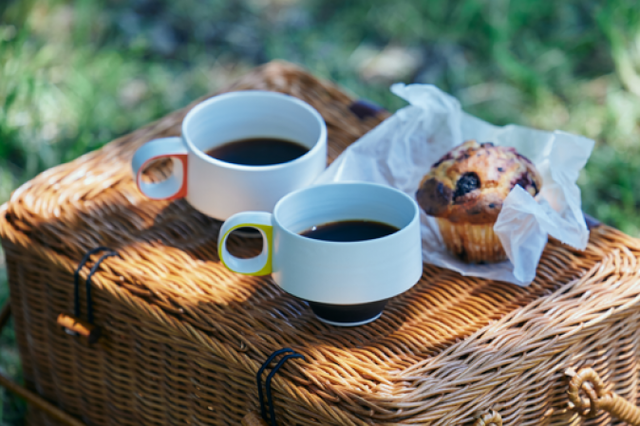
top-left (257, 348), bottom-right (305, 426)
top-left (73, 246), bottom-right (118, 325)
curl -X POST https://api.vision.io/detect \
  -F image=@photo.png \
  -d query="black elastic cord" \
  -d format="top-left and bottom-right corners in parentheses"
top-left (265, 353), bottom-right (304, 426)
top-left (84, 251), bottom-right (118, 324)
top-left (73, 247), bottom-right (117, 323)
top-left (257, 348), bottom-right (294, 421)
top-left (257, 348), bottom-right (305, 426)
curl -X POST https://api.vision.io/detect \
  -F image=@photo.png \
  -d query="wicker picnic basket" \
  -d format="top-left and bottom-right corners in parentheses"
top-left (2, 60), bottom-right (640, 426)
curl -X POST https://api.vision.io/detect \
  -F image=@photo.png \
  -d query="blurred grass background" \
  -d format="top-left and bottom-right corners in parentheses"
top-left (1, 0), bottom-right (640, 423)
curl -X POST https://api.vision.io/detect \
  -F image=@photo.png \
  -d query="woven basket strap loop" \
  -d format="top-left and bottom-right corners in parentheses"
top-left (473, 409), bottom-right (502, 426)
top-left (256, 349), bottom-right (305, 426)
top-left (566, 367), bottom-right (640, 425)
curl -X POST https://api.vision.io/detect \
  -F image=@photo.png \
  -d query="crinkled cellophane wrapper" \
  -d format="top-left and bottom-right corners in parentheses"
top-left (2, 61), bottom-right (640, 426)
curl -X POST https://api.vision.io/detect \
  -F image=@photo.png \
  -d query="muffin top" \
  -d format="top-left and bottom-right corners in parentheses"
top-left (415, 140), bottom-right (542, 224)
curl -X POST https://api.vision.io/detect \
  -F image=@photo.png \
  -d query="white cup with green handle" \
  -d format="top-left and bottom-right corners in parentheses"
top-left (218, 182), bottom-right (423, 326)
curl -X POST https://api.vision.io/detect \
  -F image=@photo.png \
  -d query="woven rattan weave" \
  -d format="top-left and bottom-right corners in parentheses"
top-left (2, 61), bottom-right (640, 426)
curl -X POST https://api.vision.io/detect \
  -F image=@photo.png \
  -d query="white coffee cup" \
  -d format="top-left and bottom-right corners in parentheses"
top-left (131, 91), bottom-right (327, 220)
top-left (218, 182), bottom-right (423, 326)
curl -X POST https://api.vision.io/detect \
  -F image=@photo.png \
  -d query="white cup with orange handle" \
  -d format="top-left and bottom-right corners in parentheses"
top-left (131, 90), bottom-right (328, 220)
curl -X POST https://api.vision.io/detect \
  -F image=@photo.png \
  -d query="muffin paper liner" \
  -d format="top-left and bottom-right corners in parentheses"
top-left (436, 218), bottom-right (507, 264)
top-left (315, 83), bottom-right (594, 286)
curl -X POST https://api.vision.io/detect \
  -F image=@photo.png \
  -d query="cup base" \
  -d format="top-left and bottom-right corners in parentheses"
top-left (307, 299), bottom-right (389, 327)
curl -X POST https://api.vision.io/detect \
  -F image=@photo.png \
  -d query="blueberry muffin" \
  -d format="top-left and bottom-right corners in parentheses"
top-left (415, 140), bottom-right (542, 263)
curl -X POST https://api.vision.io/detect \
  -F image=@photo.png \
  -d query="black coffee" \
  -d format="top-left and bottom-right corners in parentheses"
top-left (300, 220), bottom-right (399, 242)
top-left (205, 137), bottom-right (309, 166)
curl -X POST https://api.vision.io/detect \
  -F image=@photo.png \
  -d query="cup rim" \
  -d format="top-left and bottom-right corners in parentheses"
top-left (181, 90), bottom-right (327, 171)
top-left (273, 182), bottom-right (420, 245)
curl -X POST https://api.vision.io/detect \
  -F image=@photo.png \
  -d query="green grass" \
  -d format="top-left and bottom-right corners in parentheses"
top-left (1, 0), bottom-right (640, 423)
